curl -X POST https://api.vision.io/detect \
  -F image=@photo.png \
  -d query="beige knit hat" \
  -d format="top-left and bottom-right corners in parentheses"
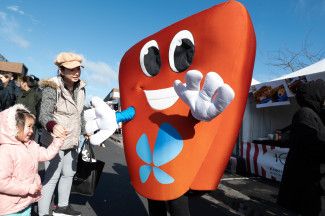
top-left (54, 52), bottom-right (83, 69)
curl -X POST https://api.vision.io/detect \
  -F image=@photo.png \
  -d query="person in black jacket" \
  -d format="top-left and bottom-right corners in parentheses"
top-left (277, 79), bottom-right (325, 216)
top-left (0, 72), bottom-right (20, 112)
top-left (16, 75), bottom-right (41, 117)
top-left (16, 75), bottom-right (42, 142)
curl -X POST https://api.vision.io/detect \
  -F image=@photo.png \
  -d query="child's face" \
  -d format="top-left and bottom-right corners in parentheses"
top-left (20, 81), bottom-right (29, 91)
top-left (16, 117), bottom-right (35, 143)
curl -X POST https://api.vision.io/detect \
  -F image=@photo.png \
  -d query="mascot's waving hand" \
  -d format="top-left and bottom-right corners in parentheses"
top-left (85, 0), bottom-right (256, 201)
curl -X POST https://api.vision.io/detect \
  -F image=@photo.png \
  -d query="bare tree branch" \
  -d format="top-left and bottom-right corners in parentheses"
top-left (267, 36), bottom-right (324, 73)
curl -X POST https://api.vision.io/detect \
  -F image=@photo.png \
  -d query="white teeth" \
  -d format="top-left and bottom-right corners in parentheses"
top-left (144, 87), bottom-right (179, 110)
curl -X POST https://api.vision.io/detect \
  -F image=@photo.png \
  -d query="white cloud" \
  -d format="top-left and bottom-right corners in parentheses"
top-left (83, 58), bottom-right (119, 93)
top-left (84, 58), bottom-right (118, 84)
top-left (7, 5), bottom-right (39, 24)
top-left (7, 5), bottom-right (24, 15)
top-left (0, 11), bottom-right (30, 48)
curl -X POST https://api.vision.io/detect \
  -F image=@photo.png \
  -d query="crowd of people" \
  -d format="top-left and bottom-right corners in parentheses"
top-left (0, 52), bottom-right (85, 216)
top-left (0, 51), bottom-right (324, 216)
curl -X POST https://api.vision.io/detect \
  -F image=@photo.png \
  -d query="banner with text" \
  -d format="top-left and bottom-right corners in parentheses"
top-left (240, 142), bottom-right (289, 181)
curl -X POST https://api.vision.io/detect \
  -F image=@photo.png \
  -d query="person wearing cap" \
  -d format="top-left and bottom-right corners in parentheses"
top-left (37, 52), bottom-right (86, 216)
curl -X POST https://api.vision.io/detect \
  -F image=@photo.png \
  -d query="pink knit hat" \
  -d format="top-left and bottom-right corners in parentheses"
top-left (0, 104), bottom-right (30, 145)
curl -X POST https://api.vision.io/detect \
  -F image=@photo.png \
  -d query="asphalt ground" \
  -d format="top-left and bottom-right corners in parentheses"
top-left (39, 135), bottom-right (297, 216)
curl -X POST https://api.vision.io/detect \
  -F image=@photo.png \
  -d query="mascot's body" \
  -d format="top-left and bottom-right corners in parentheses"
top-left (86, 0), bottom-right (256, 201)
top-left (118, 0), bottom-right (256, 200)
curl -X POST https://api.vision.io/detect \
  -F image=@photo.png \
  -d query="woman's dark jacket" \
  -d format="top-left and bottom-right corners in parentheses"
top-left (277, 79), bottom-right (325, 216)
top-left (16, 87), bottom-right (42, 117)
top-left (0, 80), bottom-right (20, 112)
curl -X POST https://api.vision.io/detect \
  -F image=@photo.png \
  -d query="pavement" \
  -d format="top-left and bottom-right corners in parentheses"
top-left (40, 134), bottom-right (298, 216)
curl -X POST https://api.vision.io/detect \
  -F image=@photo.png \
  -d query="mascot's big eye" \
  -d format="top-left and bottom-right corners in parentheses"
top-left (169, 30), bottom-right (195, 73)
top-left (140, 40), bottom-right (161, 77)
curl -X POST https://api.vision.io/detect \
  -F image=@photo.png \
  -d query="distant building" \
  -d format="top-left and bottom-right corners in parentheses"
top-left (0, 61), bottom-right (28, 77)
top-left (104, 88), bottom-right (122, 134)
top-left (0, 54), bottom-right (28, 83)
top-left (104, 88), bottom-right (120, 111)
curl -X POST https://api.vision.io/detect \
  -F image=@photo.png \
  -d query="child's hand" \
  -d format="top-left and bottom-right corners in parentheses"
top-left (53, 124), bottom-right (67, 139)
top-left (28, 182), bottom-right (42, 195)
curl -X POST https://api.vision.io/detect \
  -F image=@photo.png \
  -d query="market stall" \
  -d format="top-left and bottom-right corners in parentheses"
top-left (239, 59), bottom-right (325, 181)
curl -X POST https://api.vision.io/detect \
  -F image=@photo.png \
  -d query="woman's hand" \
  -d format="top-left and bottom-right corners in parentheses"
top-left (83, 134), bottom-right (90, 140)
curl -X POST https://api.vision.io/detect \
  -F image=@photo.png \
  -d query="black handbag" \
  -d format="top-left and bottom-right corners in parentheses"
top-left (71, 139), bottom-right (105, 196)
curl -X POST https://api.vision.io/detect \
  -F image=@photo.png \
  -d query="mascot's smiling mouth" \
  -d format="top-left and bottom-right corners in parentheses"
top-left (144, 87), bottom-right (179, 110)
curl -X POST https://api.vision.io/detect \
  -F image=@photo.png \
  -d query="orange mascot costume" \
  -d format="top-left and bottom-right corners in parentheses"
top-left (85, 0), bottom-right (256, 202)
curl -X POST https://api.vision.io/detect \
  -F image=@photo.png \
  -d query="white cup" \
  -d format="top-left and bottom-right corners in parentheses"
top-left (268, 134), bottom-right (274, 140)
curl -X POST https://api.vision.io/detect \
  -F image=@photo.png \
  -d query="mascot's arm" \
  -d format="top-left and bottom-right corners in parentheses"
top-left (174, 70), bottom-right (235, 121)
top-left (84, 96), bottom-right (135, 145)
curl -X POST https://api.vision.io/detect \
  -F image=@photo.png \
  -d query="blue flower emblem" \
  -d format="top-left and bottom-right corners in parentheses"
top-left (136, 123), bottom-right (183, 184)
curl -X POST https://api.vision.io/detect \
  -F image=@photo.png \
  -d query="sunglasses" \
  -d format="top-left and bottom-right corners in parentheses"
top-left (0, 74), bottom-right (10, 79)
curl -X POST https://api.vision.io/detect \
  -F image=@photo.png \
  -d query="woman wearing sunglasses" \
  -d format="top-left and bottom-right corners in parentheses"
top-left (0, 72), bottom-right (19, 112)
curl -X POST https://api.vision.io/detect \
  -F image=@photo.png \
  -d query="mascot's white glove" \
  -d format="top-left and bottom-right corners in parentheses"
top-left (84, 96), bottom-right (135, 146)
top-left (174, 70), bottom-right (235, 121)
top-left (84, 96), bottom-right (118, 145)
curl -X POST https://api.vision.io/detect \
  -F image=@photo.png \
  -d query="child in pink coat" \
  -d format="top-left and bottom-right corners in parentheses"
top-left (0, 104), bottom-right (65, 216)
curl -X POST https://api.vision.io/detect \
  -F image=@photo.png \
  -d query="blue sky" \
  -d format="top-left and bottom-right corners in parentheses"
top-left (1, 0), bottom-right (325, 101)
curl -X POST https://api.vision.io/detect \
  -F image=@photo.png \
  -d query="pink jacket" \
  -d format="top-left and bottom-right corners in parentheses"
top-left (0, 104), bottom-right (63, 215)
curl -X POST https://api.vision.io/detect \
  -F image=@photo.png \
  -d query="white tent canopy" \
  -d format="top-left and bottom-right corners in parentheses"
top-left (251, 78), bottom-right (260, 85)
